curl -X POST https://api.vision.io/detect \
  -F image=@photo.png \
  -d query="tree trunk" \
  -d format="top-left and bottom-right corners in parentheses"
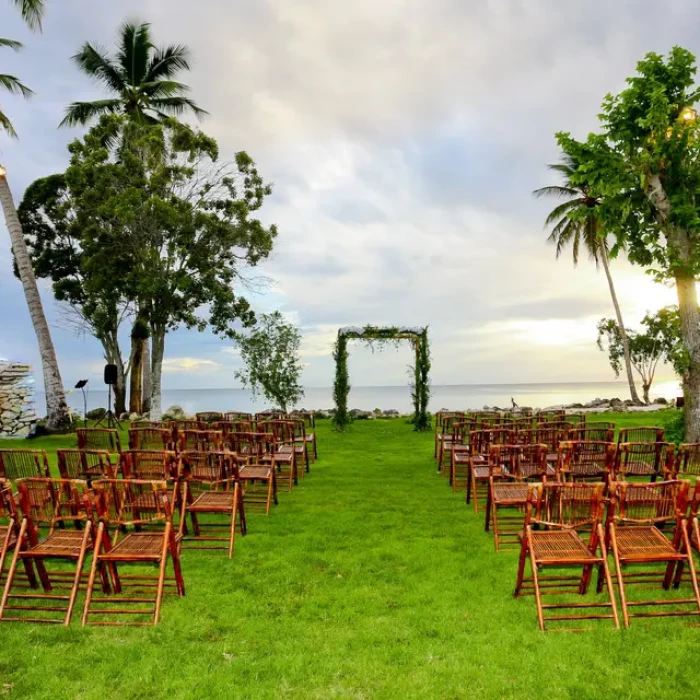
top-left (642, 383), bottom-right (650, 405)
top-left (0, 171), bottom-right (71, 430)
top-left (142, 337), bottom-right (151, 414)
top-left (600, 245), bottom-right (642, 405)
top-left (149, 326), bottom-right (165, 420)
top-left (128, 334), bottom-right (143, 414)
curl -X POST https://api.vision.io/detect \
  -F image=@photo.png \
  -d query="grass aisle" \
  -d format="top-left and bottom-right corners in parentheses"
top-left (0, 416), bottom-right (695, 698)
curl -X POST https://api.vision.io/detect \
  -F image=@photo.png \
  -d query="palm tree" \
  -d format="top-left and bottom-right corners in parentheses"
top-left (59, 20), bottom-right (207, 127)
top-left (534, 154), bottom-right (643, 405)
top-left (0, 0), bottom-right (72, 429)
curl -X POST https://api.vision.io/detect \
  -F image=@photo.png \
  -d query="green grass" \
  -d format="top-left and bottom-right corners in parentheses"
top-left (0, 410), bottom-right (695, 699)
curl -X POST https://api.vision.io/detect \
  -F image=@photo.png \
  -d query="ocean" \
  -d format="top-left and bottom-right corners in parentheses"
top-left (36, 380), bottom-right (681, 417)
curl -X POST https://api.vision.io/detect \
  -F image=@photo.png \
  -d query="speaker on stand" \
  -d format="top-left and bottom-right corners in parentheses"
top-left (95, 364), bottom-right (122, 429)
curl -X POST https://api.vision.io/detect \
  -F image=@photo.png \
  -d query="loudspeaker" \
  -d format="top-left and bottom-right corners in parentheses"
top-left (103, 364), bottom-right (118, 386)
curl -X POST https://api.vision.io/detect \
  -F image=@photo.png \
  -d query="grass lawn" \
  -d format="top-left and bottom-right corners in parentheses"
top-left (0, 409), bottom-right (695, 699)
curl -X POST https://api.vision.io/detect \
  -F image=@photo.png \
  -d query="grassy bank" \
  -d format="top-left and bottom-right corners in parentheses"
top-left (0, 410), bottom-right (693, 699)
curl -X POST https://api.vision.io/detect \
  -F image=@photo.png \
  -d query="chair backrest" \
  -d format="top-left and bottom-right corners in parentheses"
top-left (195, 412), bottom-right (224, 424)
top-left (676, 443), bottom-right (700, 476)
top-left (513, 428), bottom-right (538, 446)
top-left (168, 419), bottom-right (204, 432)
top-left (570, 426), bottom-right (615, 443)
top-left (223, 411), bottom-right (253, 422)
top-left (0, 450), bottom-right (50, 481)
top-left (180, 451), bottom-right (243, 485)
top-left (211, 421), bottom-right (236, 436)
top-left (527, 481), bottom-right (605, 530)
top-left (57, 449), bottom-right (115, 482)
top-left (15, 478), bottom-right (91, 533)
top-left (557, 441), bottom-right (616, 480)
top-left (128, 428), bottom-right (172, 451)
top-left (535, 410), bottom-right (566, 423)
top-left (517, 443), bottom-right (548, 479)
top-left (178, 430), bottom-right (223, 452)
top-left (616, 442), bottom-right (674, 479)
top-left (469, 430), bottom-right (492, 456)
top-left (131, 420), bottom-right (167, 429)
top-left (0, 478), bottom-right (19, 528)
top-left (489, 429), bottom-right (514, 446)
top-left (618, 426), bottom-right (664, 444)
top-left (563, 413), bottom-right (586, 425)
top-left (258, 420), bottom-right (294, 444)
top-left (93, 479), bottom-right (173, 527)
top-left (227, 432), bottom-right (274, 459)
top-left (76, 428), bottom-right (121, 452)
top-left (119, 450), bottom-right (177, 480)
top-left (609, 479), bottom-right (688, 526)
top-left (535, 422), bottom-right (571, 450)
top-left (296, 411), bottom-right (316, 428)
top-left (488, 444), bottom-right (521, 477)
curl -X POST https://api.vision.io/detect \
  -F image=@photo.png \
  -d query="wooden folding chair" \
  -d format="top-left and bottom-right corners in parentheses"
top-left (602, 479), bottom-right (699, 628)
top-left (0, 478), bottom-right (99, 625)
top-left (196, 412), bottom-right (224, 424)
top-left (570, 426), bottom-right (615, 443)
top-left (0, 480), bottom-right (33, 589)
top-left (618, 426), bottom-right (665, 444)
top-left (534, 410), bottom-right (566, 424)
top-left (563, 413), bottom-right (586, 425)
top-left (468, 440), bottom-right (516, 514)
top-left (128, 428), bottom-right (173, 451)
top-left (449, 421), bottom-right (483, 490)
top-left (179, 452), bottom-right (247, 557)
top-left (83, 479), bottom-right (185, 626)
top-left (258, 422), bottom-right (297, 491)
top-left (514, 482), bottom-right (619, 631)
top-left (57, 450), bottom-right (115, 485)
top-left (435, 413), bottom-right (465, 465)
top-left (556, 441), bottom-right (616, 484)
top-left (76, 428), bottom-right (121, 453)
top-left (291, 417), bottom-right (317, 465)
top-left (224, 411), bottom-right (253, 422)
top-left (131, 420), bottom-right (167, 429)
top-left (0, 449), bottom-right (50, 482)
top-left (674, 443), bottom-right (700, 478)
top-left (616, 442), bottom-right (675, 481)
top-left (178, 429), bottom-right (223, 453)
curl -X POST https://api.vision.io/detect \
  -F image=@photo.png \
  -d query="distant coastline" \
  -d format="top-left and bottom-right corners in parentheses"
top-left (35, 380), bottom-right (681, 416)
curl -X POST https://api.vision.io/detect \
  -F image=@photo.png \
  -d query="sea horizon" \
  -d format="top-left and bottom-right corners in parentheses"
top-left (35, 379), bottom-right (681, 416)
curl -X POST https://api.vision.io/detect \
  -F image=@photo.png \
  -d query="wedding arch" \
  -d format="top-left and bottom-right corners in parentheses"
top-left (332, 325), bottom-right (431, 431)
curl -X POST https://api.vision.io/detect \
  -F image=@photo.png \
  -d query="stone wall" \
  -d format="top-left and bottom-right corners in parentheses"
top-left (0, 362), bottom-right (37, 437)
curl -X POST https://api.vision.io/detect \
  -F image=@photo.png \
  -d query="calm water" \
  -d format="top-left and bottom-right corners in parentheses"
top-left (36, 380), bottom-right (681, 417)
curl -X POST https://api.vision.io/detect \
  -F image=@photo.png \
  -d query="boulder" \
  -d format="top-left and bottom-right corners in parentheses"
top-left (610, 398), bottom-right (624, 408)
top-left (653, 397), bottom-right (668, 405)
top-left (162, 405), bottom-right (186, 420)
top-left (129, 412), bottom-right (141, 421)
top-left (383, 409), bottom-right (400, 416)
top-left (86, 407), bottom-right (107, 420)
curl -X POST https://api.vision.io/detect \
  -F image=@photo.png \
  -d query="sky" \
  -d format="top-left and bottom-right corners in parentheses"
top-left (0, 0), bottom-right (693, 393)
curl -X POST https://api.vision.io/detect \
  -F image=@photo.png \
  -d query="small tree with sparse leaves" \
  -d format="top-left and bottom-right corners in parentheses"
top-left (233, 312), bottom-right (304, 413)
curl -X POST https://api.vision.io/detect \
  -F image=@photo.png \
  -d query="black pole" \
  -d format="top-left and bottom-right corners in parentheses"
top-left (81, 385), bottom-right (87, 428)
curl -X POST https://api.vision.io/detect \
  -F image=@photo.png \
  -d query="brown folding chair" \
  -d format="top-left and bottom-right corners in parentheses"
top-left (83, 479), bottom-right (185, 626)
top-left (535, 410), bottom-right (566, 424)
top-left (514, 482), bottom-right (618, 631)
top-left (224, 411), bottom-right (253, 422)
top-left (618, 426), bottom-right (665, 444)
top-left (0, 480), bottom-right (31, 589)
top-left (258, 422), bottom-right (297, 492)
top-left (570, 425), bottom-right (615, 443)
top-left (128, 428), bottom-right (173, 451)
top-left (179, 452), bottom-right (246, 557)
top-left (556, 441), bottom-right (616, 484)
top-left (0, 450), bottom-right (50, 482)
top-left (616, 442), bottom-right (675, 481)
top-left (563, 413), bottom-right (586, 425)
top-left (76, 428), bottom-right (121, 453)
top-left (435, 413), bottom-right (465, 465)
top-left (131, 420), bottom-right (167, 429)
top-left (468, 440), bottom-right (516, 514)
top-left (674, 443), bottom-right (700, 478)
top-left (0, 478), bottom-right (99, 625)
top-left (119, 450), bottom-right (179, 481)
top-left (291, 417), bottom-right (317, 465)
top-left (178, 429), bottom-right (223, 453)
top-left (603, 480), bottom-right (699, 628)
top-left (57, 450), bottom-right (115, 485)
top-left (196, 412), bottom-right (224, 424)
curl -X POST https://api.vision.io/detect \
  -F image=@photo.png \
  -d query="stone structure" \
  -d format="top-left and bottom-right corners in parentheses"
top-left (0, 362), bottom-right (37, 437)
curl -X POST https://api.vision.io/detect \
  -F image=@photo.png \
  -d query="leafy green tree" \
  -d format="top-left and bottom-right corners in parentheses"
top-left (233, 312), bottom-right (304, 413)
top-left (60, 20), bottom-right (207, 127)
top-left (51, 115), bottom-right (276, 419)
top-left (556, 47), bottom-right (700, 440)
top-left (597, 307), bottom-right (682, 404)
top-left (0, 0), bottom-right (72, 429)
top-left (535, 155), bottom-right (641, 405)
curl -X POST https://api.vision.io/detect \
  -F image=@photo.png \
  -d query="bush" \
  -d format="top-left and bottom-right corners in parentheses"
top-left (86, 408), bottom-right (107, 420)
top-left (663, 409), bottom-right (685, 444)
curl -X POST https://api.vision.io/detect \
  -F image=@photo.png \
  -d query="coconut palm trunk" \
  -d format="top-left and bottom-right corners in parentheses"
top-left (0, 168), bottom-right (71, 429)
top-left (599, 244), bottom-right (642, 404)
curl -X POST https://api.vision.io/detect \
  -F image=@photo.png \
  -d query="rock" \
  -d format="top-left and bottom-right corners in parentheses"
top-left (653, 397), bottom-right (668, 405)
top-left (623, 399), bottom-right (634, 406)
top-left (162, 405), bottom-right (186, 420)
top-left (569, 403), bottom-right (585, 409)
top-left (86, 407), bottom-right (107, 420)
top-left (119, 412), bottom-right (131, 421)
top-left (610, 398), bottom-right (624, 408)
top-left (383, 409), bottom-right (400, 416)
top-left (129, 412), bottom-right (141, 421)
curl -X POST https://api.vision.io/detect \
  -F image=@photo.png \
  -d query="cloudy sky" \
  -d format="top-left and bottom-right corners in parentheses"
top-left (0, 0), bottom-right (692, 393)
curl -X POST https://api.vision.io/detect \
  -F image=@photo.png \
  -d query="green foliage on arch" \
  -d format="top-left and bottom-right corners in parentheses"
top-left (332, 325), bottom-right (431, 431)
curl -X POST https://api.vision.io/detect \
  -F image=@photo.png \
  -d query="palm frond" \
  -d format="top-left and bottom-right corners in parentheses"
top-left (72, 43), bottom-right (125, 94)
top-left (140, 79), bottom-right (189, 98)
top-left (533, 185), bottom-right (579, 199)
top-left (11, 0), bottom-right (45, 32)
top-left (145, 45), bottom-right (192, 82)
top-left (150, 96), bottom-right (208, 118)
top-left (0, 38), bottom-right (24, 51)
top-left (59, 99), bottom-right (122, 128)
top-left (117, 21), bottom-right (152, 85)
top-left (542, 198), bottom-right (582, 226)
top-left (0, 73), bottom-right (33, 97)
top-left (0, 107), bottom-right (18, 138)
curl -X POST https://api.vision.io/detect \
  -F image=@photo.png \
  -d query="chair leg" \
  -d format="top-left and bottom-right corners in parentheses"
top-left (153, 525), bottom-right (172, 625)
top-left (82, 521), bottom-right (105, 626)
top-left (681, 520), bottom-right (700, 616)
top-left (527, 531), bottom-right (546, 631)
top-left (609, 524), bottom-right (630, 628)
top-left (597, 524), bottom-right (620, 629)
top-left (514, 530), bottom-right (529, 597)
top-left (64, 523), bottom-right (91, 626)
top-left (0, 520), bottom-right (26, 620)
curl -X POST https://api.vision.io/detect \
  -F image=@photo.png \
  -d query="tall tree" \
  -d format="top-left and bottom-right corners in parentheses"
top-left (60, 19), bottom-right (207, 415)
top-left (55, 115), bottom-right (277, 419)
top-left (233, 312), bottom-right (304, 413)
top-left (0, 0), bottom-right (72, 429)
top-left (59, 20), bottom-right (207, 128)
top-left (535, 156), bottom-right (642, 405)
top-left (556, 47), bottom-right (700, 440)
